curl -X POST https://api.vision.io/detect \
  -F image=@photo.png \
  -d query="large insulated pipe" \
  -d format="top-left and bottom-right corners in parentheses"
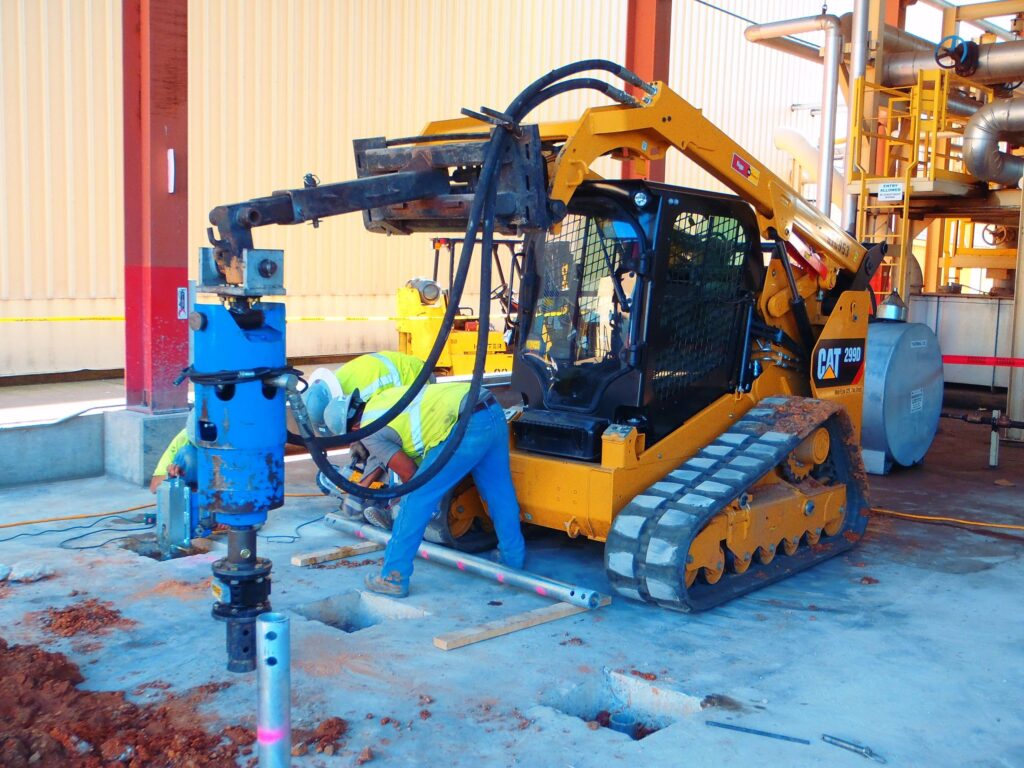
top-left (323, 515), bottom-right (609, 609)
top-left (963, 98), bottom-right (1024, 185)
top-left (884, 40), bottom-right (1024, 87)
top-left (774, 128), bottom-right (846, 207)
top-left (746, 15), bottom-right (842, 214)
top-left (845, 0), bottom-right (870, 231)
top-left (256, 612), bottom-right (291, 768)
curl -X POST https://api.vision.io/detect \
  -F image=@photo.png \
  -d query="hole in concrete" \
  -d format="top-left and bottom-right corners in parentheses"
top-left (542, 668), bottom-right (703, 740)
top-left (294, 590), bottom-right (429, 633)
top-left (117, 533), bottom-right (212, 562)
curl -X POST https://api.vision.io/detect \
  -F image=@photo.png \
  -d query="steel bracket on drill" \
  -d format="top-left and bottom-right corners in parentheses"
top-left (198, 246), bottom-right (286, 297)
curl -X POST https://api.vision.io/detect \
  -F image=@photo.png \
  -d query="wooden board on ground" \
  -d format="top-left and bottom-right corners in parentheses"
top-left (290, 541), bottom-right (384, 567)
top-left (434, 600), bottom-right (605, 651)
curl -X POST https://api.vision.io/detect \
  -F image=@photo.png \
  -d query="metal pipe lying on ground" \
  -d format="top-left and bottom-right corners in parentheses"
top-left (323, 514), bottom-right (608, 609)
top-left (257, 612), bottom-right (291, 768)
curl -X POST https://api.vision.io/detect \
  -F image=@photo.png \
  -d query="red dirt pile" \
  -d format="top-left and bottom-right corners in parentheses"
top-left (0, 637), bottom-right (247, 767)
top-left (39, 599), bottom-right (136, 638)
top-left (291, 716), bottom-right (349, 756)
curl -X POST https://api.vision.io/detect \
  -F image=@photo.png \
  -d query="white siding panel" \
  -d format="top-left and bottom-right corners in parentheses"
top-left (1, 0), bottom-right (857, 374)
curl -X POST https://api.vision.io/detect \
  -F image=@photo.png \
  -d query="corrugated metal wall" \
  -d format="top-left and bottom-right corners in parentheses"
top-left (665, 0), bottom-right (825, 192)
top-left (0, 0), bottom-right (124, 375)
top-left (187, 0), bottom-right (628, 360)
top-left (1, 0), bottom-right (835, 375)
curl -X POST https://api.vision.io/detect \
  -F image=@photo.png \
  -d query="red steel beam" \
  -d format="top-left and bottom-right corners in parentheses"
top-left (122, 0), bottom-right (188, 412)
top-left (624, 0), bottom-right (673, 181)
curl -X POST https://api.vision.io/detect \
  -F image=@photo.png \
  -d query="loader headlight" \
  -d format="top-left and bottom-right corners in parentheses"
top-left (633, 191), bottom-right (649, 209)
top-left (406, 278), bottom-right (442, 304)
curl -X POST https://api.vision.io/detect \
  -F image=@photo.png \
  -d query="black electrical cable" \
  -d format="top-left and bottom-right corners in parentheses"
top-left (259, 515), bottom-right (326, 544)
top-left (59, 524), bottom-right (154, 550)
top-left (0, 515), bottom-right (145, 544)
top-left (59, 530), bottom-right (156, 551)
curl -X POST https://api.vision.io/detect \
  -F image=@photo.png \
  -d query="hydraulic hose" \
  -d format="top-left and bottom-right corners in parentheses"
top-left (301, 60), bottom-right (654, 500)
top-left (518, 77), bottom-right (640, 115)
top-left (304, 140), bottom-right (503, 501)
top-left (504, 59), bottom-right (654, 119)
top-left (304, 125), bottom-right (510, 450)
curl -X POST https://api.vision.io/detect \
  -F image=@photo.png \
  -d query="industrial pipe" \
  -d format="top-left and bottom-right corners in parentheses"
top-left (256, 612), bottom-right (291, 768)
top-left (773, 128), bottom-right (846, 207)
top-left (323, 515), bottom-right (609, 609)
top-left (755, 36), bottom-right (823, 64)
top-left (918, 0), bottom-right (1015, 42)
top-left (845, 0), bottom-right (870, 230)
top-left (746, 15), bottom-right (842, 215)
top-left (963, 98), bottom-right (1024, 185)
top-left (884, 40), bottom-right (1024, 87)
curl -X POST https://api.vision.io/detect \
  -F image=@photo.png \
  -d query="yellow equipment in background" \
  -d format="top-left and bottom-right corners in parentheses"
top-left (395, 237), bottom-right (520, 375)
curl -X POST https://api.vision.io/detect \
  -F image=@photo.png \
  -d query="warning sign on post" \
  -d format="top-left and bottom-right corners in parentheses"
top-left (877, 182), bottom-right (904, 202)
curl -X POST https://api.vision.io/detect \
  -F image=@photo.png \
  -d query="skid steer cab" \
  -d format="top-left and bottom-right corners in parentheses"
top-left (496, 178), bottom-right (872, 612)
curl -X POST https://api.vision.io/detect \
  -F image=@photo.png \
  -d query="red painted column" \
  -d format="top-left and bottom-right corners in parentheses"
top-left (624, 0), bottom-right (672, 182)
top-left (122, 0), bottom-right (189, 412)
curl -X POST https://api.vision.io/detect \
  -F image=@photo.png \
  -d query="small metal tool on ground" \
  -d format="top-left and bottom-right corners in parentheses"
top-left (705, 720), bottom-right (810, 745)
top-left (822, 734), bottom-right (887, 763)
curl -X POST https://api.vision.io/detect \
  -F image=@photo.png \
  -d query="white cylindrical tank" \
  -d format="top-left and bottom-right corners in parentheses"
top-left (861, 322), bottom-right (943, 475)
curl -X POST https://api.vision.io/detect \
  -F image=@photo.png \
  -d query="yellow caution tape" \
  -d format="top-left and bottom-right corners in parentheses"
top-left (0, 316), bottom-right (127, 322)
top-left (288, 315), bottom-right (430, 322)
top-left (0, 315), bottom-right (438, 323)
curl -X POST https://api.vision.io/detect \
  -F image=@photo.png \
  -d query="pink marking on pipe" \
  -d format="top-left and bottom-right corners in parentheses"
top-left (257, 726), bottom-right (287, 745)
top-left (497, 573), bottom-right (505, 583)
top-left (457, 561), bottom-right (465, 571)
top-left (356, 530), bottom-right (365, 538)
top-left (535, 586), bottom-right (548, 596)
top-left (420, 550), bottom-right (430, 559)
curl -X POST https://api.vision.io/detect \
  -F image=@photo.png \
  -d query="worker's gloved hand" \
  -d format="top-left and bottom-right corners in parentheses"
top-left (167, 463), bottom-right (183, 478)
top-left (349, 440), bottom-right (370, 466)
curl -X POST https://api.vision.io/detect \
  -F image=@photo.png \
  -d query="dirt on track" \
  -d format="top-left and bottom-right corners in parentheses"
top-left (0, 637), bottom-right (247, 768)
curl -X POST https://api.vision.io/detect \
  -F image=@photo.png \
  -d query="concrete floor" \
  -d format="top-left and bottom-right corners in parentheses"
top-left (0, 419), bottom-right (1021, 767)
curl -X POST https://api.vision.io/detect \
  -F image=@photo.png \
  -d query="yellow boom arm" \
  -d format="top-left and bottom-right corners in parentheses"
top-left (421, 82), bottom-right (865, 289)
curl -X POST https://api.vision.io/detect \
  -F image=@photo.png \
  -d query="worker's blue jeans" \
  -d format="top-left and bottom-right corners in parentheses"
top-left (381, 402), bottom-right (526, 581)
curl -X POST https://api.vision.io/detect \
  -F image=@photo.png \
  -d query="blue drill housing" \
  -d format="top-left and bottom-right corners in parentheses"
top-left (190, 301), bottom-right (286, 527)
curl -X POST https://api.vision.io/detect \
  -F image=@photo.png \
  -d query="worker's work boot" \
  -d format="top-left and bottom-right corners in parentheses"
top-left (363, 504), bottom-right (393, 530)
top-left (364, 571), bottom-right (409, 598)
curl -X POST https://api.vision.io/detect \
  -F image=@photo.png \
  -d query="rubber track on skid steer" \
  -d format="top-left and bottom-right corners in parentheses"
top-left (604, 396), bottom-right (870, 612)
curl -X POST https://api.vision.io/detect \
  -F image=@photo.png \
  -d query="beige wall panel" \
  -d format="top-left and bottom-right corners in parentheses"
top-left (0, 0), bottom-right (124, 375)
top-left (2, 0), bottom-right (845, 375)
top-left (187, 0), bottom-right (627, 359)
top-left (664, 0), bottom-right (827, 194)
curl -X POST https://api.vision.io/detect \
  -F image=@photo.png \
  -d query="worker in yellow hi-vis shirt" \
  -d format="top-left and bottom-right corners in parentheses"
top-left (303, 352), bottom-right (430, 521)
top-left (301, 351), bottom-right (426, 437)
top-left (149, 427), bottom-right (195, 493)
